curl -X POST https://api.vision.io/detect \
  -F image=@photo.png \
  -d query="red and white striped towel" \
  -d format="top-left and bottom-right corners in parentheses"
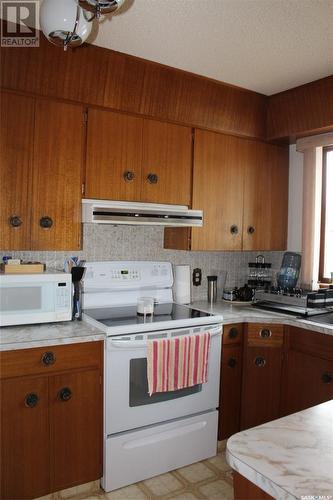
top-left (147, 332), bottom-right (211, 396)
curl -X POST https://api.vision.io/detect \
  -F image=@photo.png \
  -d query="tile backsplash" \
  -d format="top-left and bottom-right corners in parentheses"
top-left (1, 225), bottom-right (285, 301)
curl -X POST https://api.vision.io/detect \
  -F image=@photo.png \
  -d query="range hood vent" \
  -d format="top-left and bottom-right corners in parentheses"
top-left (82, 200), bottom-right (203, 227)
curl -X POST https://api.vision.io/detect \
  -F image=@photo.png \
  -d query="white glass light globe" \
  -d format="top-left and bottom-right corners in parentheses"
top-left (40, 0), bottom-right (92, 48)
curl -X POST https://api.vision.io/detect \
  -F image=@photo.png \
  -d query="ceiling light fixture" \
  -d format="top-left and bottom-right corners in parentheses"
top-left (40, 0), bottom-right (126, 50)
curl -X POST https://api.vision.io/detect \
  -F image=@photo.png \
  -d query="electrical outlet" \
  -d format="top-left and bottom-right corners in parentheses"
top-left (193, 268), bottom-right (202, 286)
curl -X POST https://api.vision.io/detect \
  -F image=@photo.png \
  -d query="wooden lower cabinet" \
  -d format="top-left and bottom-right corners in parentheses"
top-left (233, 472), bottom-right (273, 500)
top-left (219, 324), bottom-right (243, 440)
top-left (0, 342), bottom-right (103, 500)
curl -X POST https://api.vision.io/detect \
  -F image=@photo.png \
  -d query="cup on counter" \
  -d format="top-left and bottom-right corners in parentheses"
top-left (137, 297), bottom-right (155, 317)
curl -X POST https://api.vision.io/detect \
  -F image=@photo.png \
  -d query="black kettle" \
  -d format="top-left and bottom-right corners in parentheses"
top-left (234, 284), bottom-right (253, 302)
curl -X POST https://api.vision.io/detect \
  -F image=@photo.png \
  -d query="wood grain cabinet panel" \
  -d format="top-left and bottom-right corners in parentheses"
top-left (141, 119), bottom-right (192, 205)
top-left (191, 130), bottom-right (245, 251)
top-left (85, 108), bottom-right (143, 202)
top-left (31, 100), bottom-right (84, 250)
top-left (0, 376), bottom-right (50, 500)
top-left (0, 92), bottom-right (34, 250)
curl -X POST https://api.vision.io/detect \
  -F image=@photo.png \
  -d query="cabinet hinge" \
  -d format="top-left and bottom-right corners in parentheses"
top-left (81, 182), bottom-right (85, 195)
top-left (83, 110), bottom-right (88, 123)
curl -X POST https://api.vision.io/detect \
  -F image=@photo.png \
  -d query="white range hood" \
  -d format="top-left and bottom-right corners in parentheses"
top-left (82, 199), bottom-right (203, 227)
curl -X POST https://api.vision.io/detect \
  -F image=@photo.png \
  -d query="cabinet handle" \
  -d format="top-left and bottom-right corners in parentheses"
top-left (147, 173), bottom-right (158, 184)
top-left (228, 358), bottom-right (237, 368)
top-left (59, 387), bottom-right (72, 402)
top-left (230, 225), bottom-right (239, 235)
top-left (41, 351), bottom-right (56, 366)
top-left (39, 216), bottom-right (53, 229)
top-left (260, 328), bottom-right (272, 338)
top-left (247, 226), bottom-right (255, 234)
top-left (25, 393), bottom-right (39, 408)
top-left (228, 327), bottom-right (239, 339)
top-left (9, 215), bottom-right (23, 227)
top-left (321, 372), bottom-right (333, 384)
top-left (123, 170), bottom-right (135, 182)
top-left (254, 356), bottom-right (266, 368)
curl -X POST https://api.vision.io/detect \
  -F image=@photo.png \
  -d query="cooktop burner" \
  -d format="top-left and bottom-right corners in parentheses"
top-left (84, 302), bottom-right (212, 328)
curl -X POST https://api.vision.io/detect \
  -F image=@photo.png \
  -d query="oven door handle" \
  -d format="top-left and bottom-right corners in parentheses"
top-left (109, 326), bottom-right (222, 349)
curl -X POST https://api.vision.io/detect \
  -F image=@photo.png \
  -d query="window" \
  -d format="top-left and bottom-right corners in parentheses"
top-left (319, 147), bottom-right (333, 282)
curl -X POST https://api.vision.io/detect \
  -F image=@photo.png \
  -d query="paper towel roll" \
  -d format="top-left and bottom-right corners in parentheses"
top-left (174, 265), bottom-right (191, 304)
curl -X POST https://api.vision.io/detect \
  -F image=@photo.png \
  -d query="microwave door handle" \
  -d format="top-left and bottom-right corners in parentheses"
top-left (110, 326), bottom-right (222, 350)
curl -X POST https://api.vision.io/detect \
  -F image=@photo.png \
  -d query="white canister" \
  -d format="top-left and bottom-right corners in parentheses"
top-left (174, 265), bottom-right (191, 304)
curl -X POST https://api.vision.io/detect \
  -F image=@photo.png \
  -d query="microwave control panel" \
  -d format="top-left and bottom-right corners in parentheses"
top-left (56, 281), bottom-right (71, 309)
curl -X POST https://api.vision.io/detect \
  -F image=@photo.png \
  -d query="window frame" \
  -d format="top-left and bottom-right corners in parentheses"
top-left (319, 146), bottom-right (333, 283)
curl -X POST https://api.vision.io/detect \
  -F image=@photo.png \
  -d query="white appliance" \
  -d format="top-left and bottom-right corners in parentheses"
top-left (82, 199), bottom-right (203, 227)
top-left (82, 261), bottom-right (223, 492)
top-left (0, 272), bottom-right (72, 326)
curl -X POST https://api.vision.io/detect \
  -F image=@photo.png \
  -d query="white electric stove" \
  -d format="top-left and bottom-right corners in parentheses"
top-left (82, 261), bottom-right (223, 492)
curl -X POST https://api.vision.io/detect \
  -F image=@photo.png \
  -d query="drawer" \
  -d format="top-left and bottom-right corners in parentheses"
top-left (0, 341), bottom-right (103, 379)
top-left (247, 324), bottom-right (284, 347)
top-left (223, 323), bottom-right (243, 345)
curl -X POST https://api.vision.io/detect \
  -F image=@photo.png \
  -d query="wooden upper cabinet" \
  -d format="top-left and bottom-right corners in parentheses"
top-left (243, 142), bottom-right (288, 251)
top-left (191, 130), bottom-right (244, 251)
top-left (0, 92), bottom-right (34, 250)
top-left (31, 100), bottom-right (84, 250)
top-left (85, 109), bottom-right (143, 202)
top-left (141, 119), bottom-right (192, 205)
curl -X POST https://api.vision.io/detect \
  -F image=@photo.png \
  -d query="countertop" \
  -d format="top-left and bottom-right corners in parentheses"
top-left (0, 321), bottom-right (104, 351)
top-left (1, 300), bottom-right (332, 352)
top-left (191, 300), bottom-right (333, 336)
top-left (226, 400), bottom-right (333, 500)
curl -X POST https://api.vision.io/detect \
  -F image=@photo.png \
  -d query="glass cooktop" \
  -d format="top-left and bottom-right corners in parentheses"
top-left (84, 302), bottom-right (212, 328)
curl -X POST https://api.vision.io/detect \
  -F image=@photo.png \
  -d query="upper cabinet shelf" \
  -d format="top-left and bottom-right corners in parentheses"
top-left (84, 108), bottom-right (192, 206)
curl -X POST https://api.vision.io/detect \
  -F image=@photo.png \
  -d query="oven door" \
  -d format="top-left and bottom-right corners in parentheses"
top-left (105, 324), bottom-right (222, 435)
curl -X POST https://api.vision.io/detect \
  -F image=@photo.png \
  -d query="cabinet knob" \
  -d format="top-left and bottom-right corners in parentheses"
top-left (59, 387), bottom-right (72, 402)
top-left (25, 393), bottom-right (39, 408)
top-left (254, 356), bottom-right (266, 368)
top-left (9, 215), bottom-right (23, 228)
top-left (228, 358), bottom-right (237, 368)
top-left (123, 170), bottom-right (135, 182)
top-left (260, 328), bottom-right (272, 338)
top-left (321, 372), bottom-right (333, 384)
top-left (230, 225), bottom-right (239, 235)
top-left (247, 226), bottom-right (255, 234)
top-left (39, 216), bottom-right (53, 229)
top-left (228, 327), bottom-right (239, 339)
top-left (147, 173), bottom-right (158, 184)
top-left (41, 351), bottom-right (56, 366)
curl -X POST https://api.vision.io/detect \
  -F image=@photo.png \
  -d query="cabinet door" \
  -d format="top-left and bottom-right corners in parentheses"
top-left (141, 119), bottom-right (192, 205)
top-left (243, 143), bottom-right (288, 251)
top-left (0, 376), bottom-right (49, 499)
top-left (191, 130), bottom-right (245, 250)
top-left (0, 92), bottom-right (34, 250)
top-left (50, 368), bottom-right (102, 491)
top-left (241, 346), bottom-right (282, 430)
top-left (31, 100), bottom-right (84, 250)
top-left (219, 344), bottom-right (243, 440)
top-left (85, 108), bottom-right (143, 201)
top-left (281, 350), bottom-right (333, 416)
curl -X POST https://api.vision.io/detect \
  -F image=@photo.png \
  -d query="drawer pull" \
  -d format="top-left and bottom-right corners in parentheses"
top-left (254, 356), bottom-right (266, 368)
top-left (41, 351), bottom-right (56, 366)
top-left (260, 328), bottom-right (272, 338)
top-left (228, 327), bottom-right (239, 339)
top-left (247, 225), bottom-right (255, 234)
top-left (230, 224), bottom-right (239, 235)
top-left (228, 358), bottom-right (237, 368)
top-left (123, 170), bottom-right (135, 182)
top-left (147, 173), bottom-right (158, 184)
top-left (39, 216), bottom-right (53, 229)
top-left (9, 215), bottom-right (22, 227)
top-left (25, 393), bottom-right (39, 408)
top-left (59, 387), bottom-right (72, 402)
top-left (321, 372), bottom-right (333, 384)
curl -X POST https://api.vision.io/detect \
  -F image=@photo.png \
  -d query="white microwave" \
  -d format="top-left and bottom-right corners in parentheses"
top-left (0, 272), bottom-right (72, 327)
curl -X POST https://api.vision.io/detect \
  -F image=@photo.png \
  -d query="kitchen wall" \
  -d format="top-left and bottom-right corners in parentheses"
top-left (1, 225), bottom-right (284, 301)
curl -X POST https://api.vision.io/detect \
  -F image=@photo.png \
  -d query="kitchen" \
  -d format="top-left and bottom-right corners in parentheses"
top-left (0, 1), bottom-right (333, 499)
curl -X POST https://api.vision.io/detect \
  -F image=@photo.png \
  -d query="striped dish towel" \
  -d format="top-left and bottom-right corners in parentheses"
top-left (147, 332), bottom-right (211, 396)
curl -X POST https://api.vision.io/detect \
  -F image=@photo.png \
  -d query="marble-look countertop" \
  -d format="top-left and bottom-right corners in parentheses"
top-left (191, 300), bottom-right (333, 337)
top-left (226, 400), bottom-right (333, 500)
top-left (0, 321), bottom-right (104, 351)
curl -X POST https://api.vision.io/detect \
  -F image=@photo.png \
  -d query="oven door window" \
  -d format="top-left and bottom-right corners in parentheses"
top-left (129, 358), bottom-right (202, 407)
